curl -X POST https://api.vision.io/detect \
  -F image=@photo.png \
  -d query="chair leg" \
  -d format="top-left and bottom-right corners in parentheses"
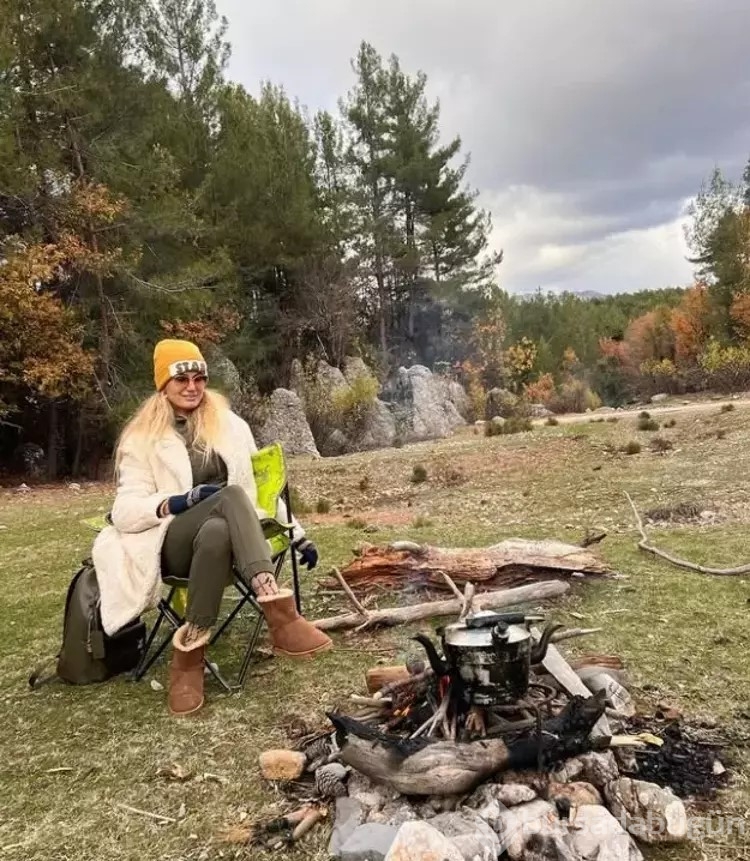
top-left (133, 590), bottom-right (177, 680)
top-left (238, 603), bottom-right (265, 687)
top-left (290, 548), bottom-right (302, 614)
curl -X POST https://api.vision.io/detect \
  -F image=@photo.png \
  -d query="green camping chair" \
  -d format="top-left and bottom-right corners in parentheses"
top-left (83, 442), bottom-right (302, 691)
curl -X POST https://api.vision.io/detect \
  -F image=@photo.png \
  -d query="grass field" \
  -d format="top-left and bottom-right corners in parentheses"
top-left (1, 402), bottom-right (749, 860)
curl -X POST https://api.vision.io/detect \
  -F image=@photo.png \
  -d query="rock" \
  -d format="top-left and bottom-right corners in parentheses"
top-left (546, 780), bottom-right (602, 807)
top-left (330, 797), bottom-right (365, 858)
top-left (207, 348), bottom-right (242, 401)
top-left (447, 380), bottom-right (471, 419)
top-left (568, 804), bottom-right (644, 860)
top-left (289, 358), bottom-right (306, 402)
top-left (348, 772), bottom-right (394, 812)
top-left (68, 482), bottom-right (82, 492)
top-left (356, 399), bottom-right (397, 450)
top-left (341, 823), bottom-right (399, 861)
top-left (429, 810), bottom-right (501, 861)
top-left (576, 665), bottom-right (629, 688)
top-left (486, 388), bottom-right (519, 419)
top-left (14, 482), bottom-right (31, 493)
top-left (344, 356), bottom-right (375, 385)
top-left (651, 393), bottom-right (668, 403)
top-left (383, 365), bottom-right (466, 442)
top-left (466, 783), bottom-right (537, 826)
top-left (656, 700), bottom-right (682, 721)
top-left (581, 672), bottom-right (636, 717)
top-left (258, 749), bottom-right (306, 781)
top-left (323, 428), bottom-right (351, 456)
top-left (549, 758), bottom-right (585, 784)
top-left (521, 828), bottom-right (580, 861)
top-left (605, 777), bottom-right (688, 844)
top-left (577, 751), bottom-right (620, 789)
top-left (595, 406), bottom-right (616, 413)
top-left (316, 359), bottom-right (349, 395)
top-left (256, 389), bottom-right (320, 457)
top-left (490, 415), bottom-right (506, 429)
top-left (367, 801), bottom-right (418, 828)
top-left (528, 403), bottom-right (554, 419)
top-left (384, 821), bottom-right (463, 861)
top-left (494, 800), bottom-right (563, 860)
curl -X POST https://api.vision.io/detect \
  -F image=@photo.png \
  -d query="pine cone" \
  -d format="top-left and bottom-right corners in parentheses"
top-left (304, 735), bottom-right (334, 769)
top-left (315, 763), bottom-right (348, 799)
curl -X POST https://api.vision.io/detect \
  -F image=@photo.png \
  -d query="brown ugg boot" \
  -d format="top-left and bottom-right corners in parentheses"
top-left (258, 590), bottom-right (333, 659)
top-left (168, 624), bottom-right (211, 716)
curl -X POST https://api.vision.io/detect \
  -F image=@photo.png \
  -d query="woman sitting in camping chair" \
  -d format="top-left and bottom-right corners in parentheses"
top-left (92, 339), bottom-right (332, 717)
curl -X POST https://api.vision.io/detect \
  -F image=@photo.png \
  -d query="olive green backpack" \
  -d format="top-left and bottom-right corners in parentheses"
top-left (29, 560), bottom-right (146, 688)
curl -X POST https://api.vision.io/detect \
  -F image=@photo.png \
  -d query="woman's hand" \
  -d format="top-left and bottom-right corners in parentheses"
top-left (293, 538), bottom-right (319, 570)
top-left (162, 484), bottom-right (222, 516)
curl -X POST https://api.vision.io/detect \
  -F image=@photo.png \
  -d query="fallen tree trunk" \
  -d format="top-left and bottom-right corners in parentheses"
top-left (312, 580), bottom-right (569, 632)
top-left (324, 538), bottom-right (611, 594)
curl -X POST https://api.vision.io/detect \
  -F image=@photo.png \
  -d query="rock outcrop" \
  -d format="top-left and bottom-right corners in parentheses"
top-left (255, 388), bottom-right (319, 457)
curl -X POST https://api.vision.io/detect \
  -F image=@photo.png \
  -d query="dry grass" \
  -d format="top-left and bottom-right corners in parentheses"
top-left (1, 401), bottom-right (749, 859)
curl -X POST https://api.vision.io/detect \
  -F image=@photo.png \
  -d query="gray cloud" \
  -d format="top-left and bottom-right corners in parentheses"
top-left (216, 0), bottom-right (750, 293)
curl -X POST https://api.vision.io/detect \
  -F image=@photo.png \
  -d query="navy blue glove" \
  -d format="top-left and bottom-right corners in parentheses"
top-left (166, 484), bottom-right (221, 516)
top-left (294, 538), bottom-right (319, 570)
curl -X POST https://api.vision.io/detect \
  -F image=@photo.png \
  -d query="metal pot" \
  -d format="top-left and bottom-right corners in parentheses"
top-left (440, 611), bottom-right (560, 706)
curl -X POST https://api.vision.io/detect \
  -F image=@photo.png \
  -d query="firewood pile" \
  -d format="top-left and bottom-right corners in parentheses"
top-left (237, 620), bottom-right (731, 860)
top-left (229, 549), bottom-right (733, 860)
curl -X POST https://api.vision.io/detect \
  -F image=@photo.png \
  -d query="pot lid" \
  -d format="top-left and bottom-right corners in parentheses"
top-left (443, 619), bottom-right (530, 648)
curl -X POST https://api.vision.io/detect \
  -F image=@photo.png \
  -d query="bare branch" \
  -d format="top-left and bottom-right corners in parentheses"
top-left (625, 491), bottom-right (750, 576)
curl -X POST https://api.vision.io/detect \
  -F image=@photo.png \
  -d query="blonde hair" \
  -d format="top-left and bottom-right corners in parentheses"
top-left (115, 388), bottom-right (230, 470)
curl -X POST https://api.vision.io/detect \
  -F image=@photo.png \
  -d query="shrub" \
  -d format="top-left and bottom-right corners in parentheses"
top-left (639, 411), bottom-right (651, 419)
top-left (289, 487), bottom-right (312, 515)
top-left (622, 441), bottom-right (642, 455)
top-left (485, 387), bottom-right (519, 419)
top-left (332, 373), bottom-right (380, 435)
top-left (315, 497), bottom-right (332, 514)
top-left (650, 436), bottom-right (674, 453)
top-left (663, 418), bottom-right (677, 428)
top-left (606, 416), bottom-right (619, 423)
top-left (717, 428), bottom-right (727, 439)
top-left (548, 379), bottom-right (602, 414)
top-left (699, 339), bottom-right (750, 392)
top-left (637, 417), bottom-right (660, 431)
top-left (545, 416), bottom-right (559, 426)
top-left (523, 373), bottom-right (556, 407)
top-left (466, 378), bottom-right (487, 423)
top-left (486, 415), bottom-right (533, 436)
top-left (412, 514), bottom-right (433, 529)
top-left (346, 517), bottom-right (367, 529)
top-left (720, 403), bottom-right (735, 413)
top-left (411, 464), bottom-right (428, 483)
top-left (358, 475), bottom-right (370, 491)
top-left (589, 417), bottom-right (605, 424)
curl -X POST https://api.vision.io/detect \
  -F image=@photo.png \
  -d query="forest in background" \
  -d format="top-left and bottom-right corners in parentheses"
top-left (3, 0), bottom-right (750, 478)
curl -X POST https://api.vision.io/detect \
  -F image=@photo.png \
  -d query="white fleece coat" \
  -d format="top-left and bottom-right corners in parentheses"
top-left (92, 410), bottom-right (303, 635)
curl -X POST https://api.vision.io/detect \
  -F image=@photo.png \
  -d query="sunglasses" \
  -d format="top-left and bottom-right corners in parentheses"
top-left (173, 374), bottom-right (208, 386)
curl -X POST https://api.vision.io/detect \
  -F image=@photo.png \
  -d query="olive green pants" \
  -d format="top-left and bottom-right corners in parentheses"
top-left (161, 485), bottom-right (274, 629)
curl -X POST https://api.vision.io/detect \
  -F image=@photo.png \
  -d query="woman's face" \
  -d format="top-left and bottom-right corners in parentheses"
top-left (163, 372), bottom-right (208, 413)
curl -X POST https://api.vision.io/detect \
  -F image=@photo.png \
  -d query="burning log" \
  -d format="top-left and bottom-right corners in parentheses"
top-left (327, 693), bottom-right (608, 797)
top-left (324, 538), bottom-right (612, 594)
top-left (312, 580), bottom-right (570, 632)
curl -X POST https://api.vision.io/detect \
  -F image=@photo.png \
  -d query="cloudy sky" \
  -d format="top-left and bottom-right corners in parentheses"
top-left (216, 0), bottom-right (750, 295)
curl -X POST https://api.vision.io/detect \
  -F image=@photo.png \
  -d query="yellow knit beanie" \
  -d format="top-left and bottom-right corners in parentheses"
top-left (153, 339), bottom-right (207, 390)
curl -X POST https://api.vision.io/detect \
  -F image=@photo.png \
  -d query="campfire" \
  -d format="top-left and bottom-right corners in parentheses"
top-left (239, 542), bottom-right (732, 860)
